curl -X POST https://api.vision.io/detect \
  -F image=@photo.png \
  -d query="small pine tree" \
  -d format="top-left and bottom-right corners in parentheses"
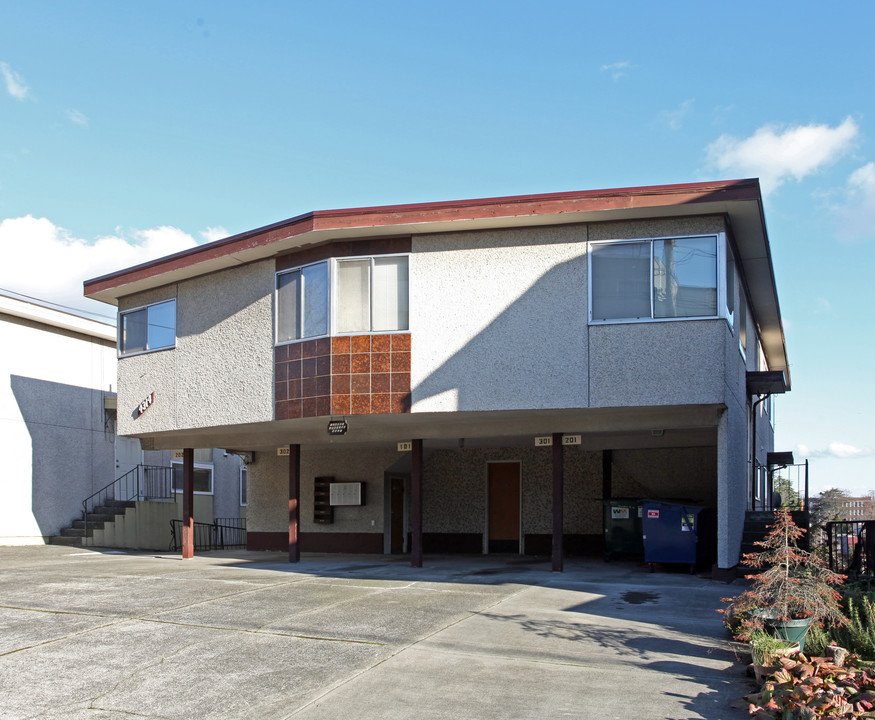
top-left (722, 507), bottom-right (847, 640)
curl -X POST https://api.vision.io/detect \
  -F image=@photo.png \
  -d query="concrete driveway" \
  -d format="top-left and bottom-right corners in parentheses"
top-left (0, 546), bottom-right (751, 719)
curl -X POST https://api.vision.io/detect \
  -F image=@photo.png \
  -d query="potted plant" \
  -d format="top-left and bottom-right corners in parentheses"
top-left (721, 507), bottom-right (847, 652)
top-left (748, 630), bottom-right (800, 685)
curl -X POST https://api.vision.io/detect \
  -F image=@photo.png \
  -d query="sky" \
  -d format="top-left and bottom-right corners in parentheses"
top-left (1, 1), bottom-right (873, 497)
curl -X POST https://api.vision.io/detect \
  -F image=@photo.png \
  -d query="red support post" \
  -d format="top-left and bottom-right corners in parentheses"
top-left (182, 448), bottom-right (194, 559)
top-left (552, 433), bottom-right (564, 572)
top-left (411, 439), bottom-right (423, 568)
top-left (289, 444), bottom-right (300, 563)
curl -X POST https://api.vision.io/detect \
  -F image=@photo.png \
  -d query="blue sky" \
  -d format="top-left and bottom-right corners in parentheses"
top-left (1, 1), bottom-right (873, 496)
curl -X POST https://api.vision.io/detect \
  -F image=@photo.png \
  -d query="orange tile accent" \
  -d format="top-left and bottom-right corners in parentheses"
top-left (371, 352), bottom-right (391, 373)
top-left (331, 395), bottom-right (350, 415)
top-left (350, 335), bottom-right (371, 353)
top-left (331, 336), bottom-right (351, 354)
top-left (277, 333), bottom-right (410, 419)
top-left (351, 353), bottom-right (370, 373)
top-left (351, 394), bottom-right (370, 414)
top-left (371, 334), bottom-right (391, 353)
top-left (371, 393), bottom-right (391, 414)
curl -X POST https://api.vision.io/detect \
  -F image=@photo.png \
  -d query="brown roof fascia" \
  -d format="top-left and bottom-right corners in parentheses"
top-left (84, 179), bottom-right (760, 299)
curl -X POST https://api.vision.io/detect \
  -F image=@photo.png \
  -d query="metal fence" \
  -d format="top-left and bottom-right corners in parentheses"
top-left (169, 518), bottom-right (247, 552)
top-left (826, 521), bottom-right (875, 576)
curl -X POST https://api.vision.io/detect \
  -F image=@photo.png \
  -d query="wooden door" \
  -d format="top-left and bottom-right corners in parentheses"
top-left (488, 462), bottom-right (520, 553)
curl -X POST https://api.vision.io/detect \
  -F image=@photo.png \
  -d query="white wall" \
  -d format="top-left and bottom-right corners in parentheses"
top-left (0, 314), bottom-right (116, 543)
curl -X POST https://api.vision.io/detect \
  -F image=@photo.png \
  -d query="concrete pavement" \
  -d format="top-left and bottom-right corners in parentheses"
top-left (0, 546), bottom-right (751, 719)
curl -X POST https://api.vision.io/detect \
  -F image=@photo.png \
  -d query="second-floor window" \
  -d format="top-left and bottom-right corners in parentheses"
top-left (590, 235), bottom-right (719, 322)
top-left (276, 255), bottom-right (408, 343)
top-left (119, 299), bottom-right (176, 356)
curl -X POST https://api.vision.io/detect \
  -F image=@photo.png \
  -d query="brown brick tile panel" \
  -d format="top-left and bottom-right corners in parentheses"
top-left (275, 333), bottom-right (410, 418)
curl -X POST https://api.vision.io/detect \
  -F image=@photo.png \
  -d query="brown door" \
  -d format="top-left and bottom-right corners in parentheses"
top-left (488, 462), bottom-right (520, 553)
top-left (390, 476), bottom-right (405, 554)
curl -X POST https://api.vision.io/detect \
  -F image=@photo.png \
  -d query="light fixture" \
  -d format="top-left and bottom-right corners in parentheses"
top-left (651, 429), bottom-right (664, 437)
top-left (327, 418), bottom-right (348, 436)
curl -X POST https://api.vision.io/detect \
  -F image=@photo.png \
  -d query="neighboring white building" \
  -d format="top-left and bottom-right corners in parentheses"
top-left (84, 180), bottom-right (789, 571)
top-left (0, 291), bottom-right (247, 547)
top-left (0, 292), bottom-right (117, 544)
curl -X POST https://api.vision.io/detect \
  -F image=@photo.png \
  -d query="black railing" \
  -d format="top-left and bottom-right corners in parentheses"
top-left (826, 521), bottom-right (875, 576)
top-left (169, 518), bottom-right (247, 552)
top-left (82, 465), bottom-right (174, 541)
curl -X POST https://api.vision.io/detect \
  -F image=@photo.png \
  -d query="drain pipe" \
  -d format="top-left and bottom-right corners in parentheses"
top-left (750, 394), bottom-right (770, 511)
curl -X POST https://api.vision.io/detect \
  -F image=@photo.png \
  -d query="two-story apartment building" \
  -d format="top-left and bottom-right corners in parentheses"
top-left (84, 179), bottom-right (788, 572)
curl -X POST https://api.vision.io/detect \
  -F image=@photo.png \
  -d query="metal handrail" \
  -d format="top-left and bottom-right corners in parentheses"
top-left (169, 518), bottom-right (247, 552)
top-left (82, 465), bottom-right (174, 542)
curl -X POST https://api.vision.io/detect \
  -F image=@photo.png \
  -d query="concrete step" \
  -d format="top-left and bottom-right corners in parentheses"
top-left (98, 500), bottom-right (136, 512)
top-left (48, 535), bottom-right (83, 546)
top-left (72, 519), bottom-right (106, 530)
top-left (60, 527), bottom-right (90, 538)
top-left (84, 513), bottom-right (116, 523)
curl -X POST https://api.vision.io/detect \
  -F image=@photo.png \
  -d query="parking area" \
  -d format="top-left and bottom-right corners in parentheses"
top-left (0, 546), bottom-right (750, 719)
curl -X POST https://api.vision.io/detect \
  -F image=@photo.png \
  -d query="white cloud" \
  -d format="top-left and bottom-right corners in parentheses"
top-left (600, 61), bottom-right (631, 82)
top-left (0, 216), bottom-right (203, 318)
top-left (828, 162), bottom-right (875, 242)
top-left (0, 61), bottom-right (30, 100)
top-left (67, 109), bottom-right (89, 128)
top-left (200, 226), bottom-right (229, 243)
top-left (705, 117), bottom-right (859, 196)
top-left (795, 442), bottom-right (873, 459)
top-left (659, 99), bottom-right (694, 131)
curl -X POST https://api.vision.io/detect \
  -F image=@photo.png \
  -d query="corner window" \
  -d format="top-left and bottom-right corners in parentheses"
top-left (336, 256), bottom-right (409, 333)
top-left (590, 235), bottom-right (718, 322)
top-left (119, 299), bottom-right (176, 355)
top-left (276, 261), bottom-right (329, 342)
top-left (275, 255), bottom-right (409, 344)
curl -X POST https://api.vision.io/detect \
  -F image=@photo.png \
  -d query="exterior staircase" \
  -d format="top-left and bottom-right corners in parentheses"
top-left (739, 509), bottom-right (810, 571)
top-left (49, 499), bottom-right (136, 546)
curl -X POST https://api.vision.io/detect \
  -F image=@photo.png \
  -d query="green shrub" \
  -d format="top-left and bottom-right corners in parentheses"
top-left (806, 582), bottom-right (875, 659)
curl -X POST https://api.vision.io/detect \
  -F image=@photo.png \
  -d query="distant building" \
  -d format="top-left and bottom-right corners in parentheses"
top-left (0, 291), bottom-right (245, 547)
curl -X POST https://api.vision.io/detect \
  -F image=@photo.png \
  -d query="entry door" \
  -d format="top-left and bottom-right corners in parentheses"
top-left (488, 462), bottom-right (521, 554)
top-left (390, 476), bottom-right (406, 554)
top-left (115, 436), bottom-right (142, 479)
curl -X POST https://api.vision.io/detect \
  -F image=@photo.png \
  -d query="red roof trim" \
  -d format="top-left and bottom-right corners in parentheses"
top-left (84, 179), bottom-right (760, 298)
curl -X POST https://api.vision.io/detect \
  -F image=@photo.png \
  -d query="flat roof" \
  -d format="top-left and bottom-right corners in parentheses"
top-left (83, 178), bottom-right (788, 385)
top-left (0, 291), bottom-right (116, 342)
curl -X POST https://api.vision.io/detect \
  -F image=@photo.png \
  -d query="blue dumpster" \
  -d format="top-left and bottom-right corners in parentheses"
top-left (641, 500), bottom-right (715, 573)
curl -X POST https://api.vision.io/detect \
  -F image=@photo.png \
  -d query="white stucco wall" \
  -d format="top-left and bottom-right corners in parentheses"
top-left (117, 259), bottom-right (275, 436)
top-left (410, 225), bottom-right (589, 413)
top-left (0, 314), bottom-right (116, 543)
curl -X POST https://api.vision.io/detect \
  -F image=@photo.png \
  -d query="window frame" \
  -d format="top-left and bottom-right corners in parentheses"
top-left (239, 465), bottom-right (247, 507)
top-left (275, 260), bottom-right (330, 344)
top-left (332, 253), bottom-right (409, 336)
top-left (170, 460), bottom-right (214, 495)
top-left (588, 233), bottom-right (727, 325)
top-left (275, 253), bottom-right (410, 346)
top-left (118, 298), bottom-right (177, 357)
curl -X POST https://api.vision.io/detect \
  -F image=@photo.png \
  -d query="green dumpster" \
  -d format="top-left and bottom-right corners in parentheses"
top-left (603, 498), bottom-right (644, 561)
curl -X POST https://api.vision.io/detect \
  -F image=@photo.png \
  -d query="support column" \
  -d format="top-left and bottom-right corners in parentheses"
top-left (552, 432), bottom-right (563, 572)
top-left (182, 448), bottom-right (194, 559)
top-left (602, 449), bottom-right (613, 538)
top-left (411, 438), bottom-right (423, 568)
top-left (289, 443), bottom-right (300, 563)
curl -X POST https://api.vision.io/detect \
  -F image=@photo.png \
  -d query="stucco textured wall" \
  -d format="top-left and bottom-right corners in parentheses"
top-left (246, 446), bottom-right (398, 534)
top-left (411, 225), bottom-right (588, 413)
top-left (117, 260), bottom-right (274, 436)
top-left (589, 320), bottom-right (726, 408)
